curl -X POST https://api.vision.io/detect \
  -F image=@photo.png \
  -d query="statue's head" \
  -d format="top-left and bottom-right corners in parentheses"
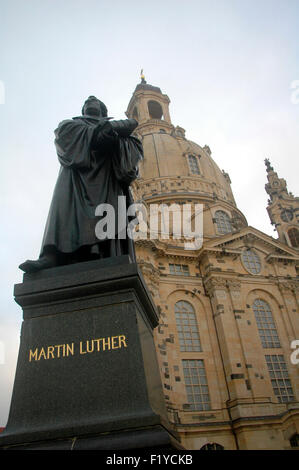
top-left (82, 96), bottom-right (108, 118)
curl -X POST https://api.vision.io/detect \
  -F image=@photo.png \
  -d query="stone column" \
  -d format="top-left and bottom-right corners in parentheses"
top-left (204, 276), bottom-right (251, 402)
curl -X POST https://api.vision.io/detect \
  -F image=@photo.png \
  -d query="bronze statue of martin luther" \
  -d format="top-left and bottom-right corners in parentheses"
top-left (19, 96), bottom-right (143, 273)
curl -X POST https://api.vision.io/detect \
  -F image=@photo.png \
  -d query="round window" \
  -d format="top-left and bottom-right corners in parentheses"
top-left (242, 249), bottom-right (261, 274)
top-left (281, 209), bottom-right (293, 222)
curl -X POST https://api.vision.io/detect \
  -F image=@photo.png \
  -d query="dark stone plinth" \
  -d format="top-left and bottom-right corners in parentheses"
top-left (0, 256), bottom-right (181, 450)
top-left (1, 425), bottom-right (182, 451)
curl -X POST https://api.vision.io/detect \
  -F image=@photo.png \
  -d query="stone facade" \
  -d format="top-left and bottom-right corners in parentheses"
top-left (126, 80), bottom-right (299, 450)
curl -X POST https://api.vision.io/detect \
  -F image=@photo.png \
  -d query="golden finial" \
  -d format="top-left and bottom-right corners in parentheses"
top-left (140, 69), bottom-right (146, 83)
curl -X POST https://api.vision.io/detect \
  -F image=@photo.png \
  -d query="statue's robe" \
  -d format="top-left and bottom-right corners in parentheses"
top-left (39, 116), bottom-right (142, 261)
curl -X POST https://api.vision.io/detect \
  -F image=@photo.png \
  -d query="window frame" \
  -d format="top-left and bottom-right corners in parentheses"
top-left (182, 359), bottom-right (211, 411)
top-left (214, 210), bottom-right (232, 235)
top-left (169, 263), bottom-right (190, 276)
top-left (265, 354), bottom-right (295, 403)
top-left (241, 248), bottom-right (262, 275)
top-left (174, 301), bottom-right (201, 352)
top-left (252, 299), bottom-right (281, 348)
top-left (187, 154), bottom-right (201, 175)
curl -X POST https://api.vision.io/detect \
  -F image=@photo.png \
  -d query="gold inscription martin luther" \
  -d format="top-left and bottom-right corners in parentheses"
top-left (28, 335), bottom-right (127, 362)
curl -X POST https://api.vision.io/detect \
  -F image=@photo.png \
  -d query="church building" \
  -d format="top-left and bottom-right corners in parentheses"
top-left (126, 77), bottom-right (299, 450)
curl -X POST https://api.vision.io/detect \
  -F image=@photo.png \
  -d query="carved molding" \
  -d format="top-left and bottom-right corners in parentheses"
top-left (204, 277), bottom-right (227, 296)
top-left (135, 239), bottom-right (166, 256)
top-left (135, 238), bottom-right (200, 261)
top-left (137, 259), bottom-right (160, 297)
top-left (226, 279), bottom-right (241, 291)
top-left (133, 176), bottom-right (235, 206)
top-left (204, 276), bottom-right (241, 296)
top-left (137, 259), bottom-right (160, 281)
top-left (277, 280), bottom-right (299, 294)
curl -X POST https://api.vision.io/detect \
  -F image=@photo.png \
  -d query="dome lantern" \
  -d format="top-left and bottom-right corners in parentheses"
top-left (126, 78), bottom-right (172, 131)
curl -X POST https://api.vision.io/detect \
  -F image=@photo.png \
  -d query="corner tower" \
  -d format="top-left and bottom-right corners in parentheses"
top-left (265, 158), bottom-right (299, 248)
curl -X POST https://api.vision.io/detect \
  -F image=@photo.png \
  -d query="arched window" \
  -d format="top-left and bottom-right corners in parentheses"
top-left (242, 249), bottom-right (261, 274)
top-left (200, 443), bottom-right (224, 450)
top-left (288, 228), bottom-right (299, 248)
top-left (148, 100), bottom-right (163, 119)
top-left (188, 155), bottom-right (200, 175)
top-left (214, 210), bottom-right (232, 234)
top-left (252, 299), bottom-right (280, 348)
top-left (290, 433), bottom-right (299, 448)
top-left (175, 301), bottom-right (201, 352)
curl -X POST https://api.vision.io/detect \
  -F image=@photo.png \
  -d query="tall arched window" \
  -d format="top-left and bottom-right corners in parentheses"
top-left (188, 155), bottom-right (200, 175)
top-left (252, 299), bottom-right (280, 348)
top-left (288, 228), bottom-right (299, 248)
top-left (214, 210), bottom-right (232, 234)
top-left (148, 100), bottom-right (163, 119)
top-left (175, 301), bottom-right (201, 352)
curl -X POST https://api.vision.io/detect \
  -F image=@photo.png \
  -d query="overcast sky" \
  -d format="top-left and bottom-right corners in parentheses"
top-left (0, 0), bottom-right (298, 426)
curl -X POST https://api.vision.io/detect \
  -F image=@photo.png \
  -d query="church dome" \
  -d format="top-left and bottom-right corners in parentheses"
top-left (127, 80), bottom-right (247, 239)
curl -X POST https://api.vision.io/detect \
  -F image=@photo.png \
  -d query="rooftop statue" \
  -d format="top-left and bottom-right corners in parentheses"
top-left (19, 96), bottom-right (143, 273)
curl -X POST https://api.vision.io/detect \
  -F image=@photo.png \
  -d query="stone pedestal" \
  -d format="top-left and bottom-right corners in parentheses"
top-left (0, 256), bottom-right (181, 450)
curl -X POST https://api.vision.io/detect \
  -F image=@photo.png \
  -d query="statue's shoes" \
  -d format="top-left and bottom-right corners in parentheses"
top-left (19, 256), bottom-right (57, 273)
